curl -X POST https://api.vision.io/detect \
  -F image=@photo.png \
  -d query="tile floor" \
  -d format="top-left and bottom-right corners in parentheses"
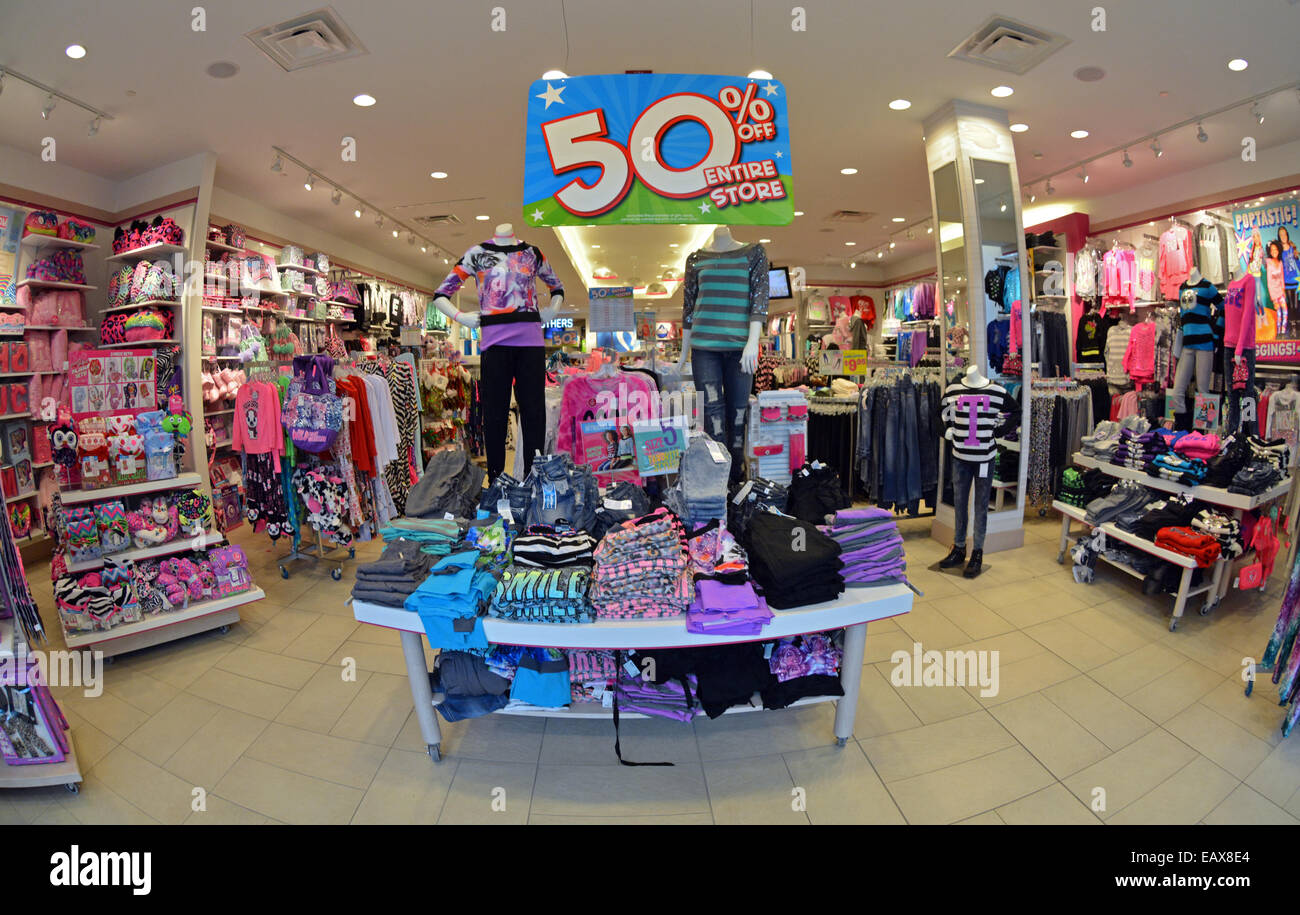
top-left (3, 512), bottom-right (1298, 825)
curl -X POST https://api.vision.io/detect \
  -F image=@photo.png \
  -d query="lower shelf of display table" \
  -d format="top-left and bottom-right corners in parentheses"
top-left (488, 692), bottom-right (838, 721)
top-left (0, 731), bottom-right (83, 790)
top-left (62, 587), bottom-right (266, 654)
top-left (60, 471), bottom-right (204, 505)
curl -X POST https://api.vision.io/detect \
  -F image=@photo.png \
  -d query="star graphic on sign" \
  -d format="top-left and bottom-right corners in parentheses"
top-left (775, 151), bottom-right (783, 158)
top-left (762, 81), bottom-right (779, 97)
top-left (530, 208), bottom-right (545, 223)
top-left (698, 201), bottom-right (712, 214)
top-left (536, 82), bottom-right (565, 109)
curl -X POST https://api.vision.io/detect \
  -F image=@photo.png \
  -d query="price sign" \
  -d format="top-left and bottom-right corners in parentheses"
top-left (523, 74), bottom-right (793, 227)
top-left (842, 349), bottom-right (868, 374)
top-left (633, 417), bottom-right (688, 476)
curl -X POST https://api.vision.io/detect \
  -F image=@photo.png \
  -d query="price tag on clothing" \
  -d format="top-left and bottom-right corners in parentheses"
top-left (497, 500), bottom-right (514, 525)
top-left (763, 642), bottom-right (774, 659)
top-left (604, 499), bottom-right (633, 510)
top-left (979, 462), bottom-right (988, 478)
top-left (705, 440), bottom-right (728, 464)
top-left (732, 480), bottom-right (755, 504)
top-left (601, 691), bottom-right (614, 709)
top-left (623, 659), bottom-right (641, 679)
top-left (444, 512), bottom-right (456, 520)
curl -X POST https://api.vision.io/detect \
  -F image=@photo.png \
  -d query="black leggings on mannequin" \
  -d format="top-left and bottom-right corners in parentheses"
top-left (480, 345), bottom-right (546, 481)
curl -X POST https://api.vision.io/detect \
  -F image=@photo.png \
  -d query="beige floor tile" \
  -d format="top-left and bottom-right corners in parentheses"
top-left (352, 748), bottom-right (457, 825)
top-left (970, 650), bottom-right (1078, 707)
top-left (328, 639), bottom-right (433, 677)
top-left (91, 744), bottom-right (200, 825)
top-left (905, 570), bottom-right (968, 601)
top-left (1163, 703), bottom-right (1274, 778)
top-left (1063, 607), bottom-right (1153, 655)
top-left (330, 672), bottom-right (417, 746)
top-left (785, 743), bottom-right (906, 824)
top-left (1202, 783), bottom-right (1299, 825)
top-left (1023, 618), bottom-right (1121, 671)
top-left (437, 760), bottom-right (536, 824)
top-left (102, 665), bottom-right (181, 716)
top-left (994, 591), bottom-right (1089, 629)
top-left (122, 691), bottom-right (221, 765)
top-left (860, 710), bottom-right (1014, 782)
top-left (949, 630), bottom-right (1048, 666)
top-left (693, 701), bottom-right (837, 761)
top-left (238, 608), bottom-right (321, 654)
top-left (2, 786), bottom-right (66, 824)
top-left (852, 665), bottom-right (923, 738)
top-left (282, 615), bottom-right (362, 663)
top-left (244, 722), bottom-right (387, 789)
top-left (276, 664), bottom-right (372, 734)
top-left (1108, 755), bottom-right (1239, 825)
top-left (1163, 629), bottom-right (1258, 678)
top-left (58, 689), bottom-right (151, 743)
top-left (214, 757), bottom-right (363, 825)
top-left (183, 795), bottom-right (274, 824)
top-left (875, 659), bottom-right (985, 724)
top-left (163, 707), bottom-right (270, 788)
top-left (528, 812), bottom-right (715, 824)
top-left (1089, 642), bottom-right (1188, 697)
top-left (894, 604), bottom-right (972, 651)
top-left (539, 715), bottom-right (700, 767)
top-left (863, 627), bottom-right (921, 665)
top-left (989, 693), bottom-right (1109, 778)
top-left (215, 645), bottom-right (322, 690)
top-left (129, 634), bottom-right (235, 690)
top-left (61, 710), bottom-right (119, 771)
top-left (346, 623), bottom-right (407, 647)
top-left (185, 667), bottom-right (298, 720)
top-left (1243, 736), bottom-right (1300, 806)
top-left (995, 783), bottom-right (1102, 825)
top-left (702, 754), bottom-right (806, 825)
top-left (885, 745), bottom-right (1054, 824)
top-left (955, 811), bottom-right (1005, 824)
top-left (1063, 729), bottom-right (1199, 819)
top-left (533, 762), bottom-right (709, 817)
top-left (1122, 659), bottom-right (1224, 723)
top-left (1041, 676), bottom-right (1156, 751)
top-left (436, 711), bottom-right (546, 763)
top-left (55, 771), bottom-right (159, 825)
top-left (926, 594), bottom-right (1015, 641)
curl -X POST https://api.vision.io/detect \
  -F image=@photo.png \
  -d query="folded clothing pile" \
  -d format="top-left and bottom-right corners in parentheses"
top-left (379, 517), bottom-right (461, 556)
top-left (1080, 467), bottom-right (1117, 503)
top-left (728, 477), bottom-right (788, 539)
top-left (568, 649), bottom-right (617, 703)
top-left (1154, 526), bottom-right (1222, 567)
top-left (1191, 509), bottom-right (1244, 559)
top-left (351, 537), bottom-right (437, 607)
top-left (614, 671), bottom-right (699, 722)
top-left (827, 507), bottom-right (907, 587)
top-left (406, 448), bottom-right (485, 520)
top-left (1173, 431), bottom-right (1222, 461)
top-left (786, 462), bottom-right (850, 524)
top-left (404, 549), bottom-right (498, 651)
top-left (746, 511), bottom-right (844, 609)
top-left (1084, 481), bottom-right (1153, 526)
top-left (687, 579), bottom-right (772, 635)
top-left (1147, 452), bottom-right (1208, 485)
top-left (510, 525), bottom-right (596, 568)
top-left (1247, 435), bottom-right (1290, 473)
top-left (1083, 416), bottom-right (1147, 460)
top-left (1203, 435), bottom-right (1251, 488)
top-left (590, 481), bottom-right (652, 540)
top-left (664, 433), bottom-right (731, 526)
top-left (590, 508), bottom-right (692, 619)
top-left (1113, 428), bottom-right (1168, 470)
top-left (762, 633), bottom-right (846, 709)
top-left (1059, 468), bottom-right (1088, 508)
top-left (685, 519), bottom-right (748, 577)
top-left (1114, 493), bottom-right (1197, 540)
top-left (433, 650), bottom-right (510, 697)
top-left (1228, 461), bottom-right (1284, 496)
top-left (489, 564), bottom-right (593, 623)
top-left (506, 647), bottom-right (571, 707)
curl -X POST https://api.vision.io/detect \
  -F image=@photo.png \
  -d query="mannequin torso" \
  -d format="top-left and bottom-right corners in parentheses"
top-left (677, 228), bottom-right (767, 373)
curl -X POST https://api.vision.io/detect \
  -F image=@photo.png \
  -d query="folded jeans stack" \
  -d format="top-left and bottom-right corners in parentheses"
top-left (671, 433), bottom-right (731, 526)
top-left (405, 448), bottom-right (485, 520)
top-left (1084, 481), bottom-right (1153, 526)
top-left (590, 508), bottom-right (692, 619)
top-left (826, 507), bottom-right (908, 588)
top-left (746, 511), bottom-right (844, 609)
top-left (727, 477), bottom-right (788, 539)
top-left (404, 550), bottom-right (498, 651)
top-left (351, 537), bottom-right (436, 607)
top-left (590, 481), bottom-right (652, 540)
top-left (1228, 461), bottom-right (1284, 495)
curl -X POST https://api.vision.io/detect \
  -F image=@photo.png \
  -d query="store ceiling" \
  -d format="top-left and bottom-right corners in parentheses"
top-left (1, 0), bottom-right (1298, 315)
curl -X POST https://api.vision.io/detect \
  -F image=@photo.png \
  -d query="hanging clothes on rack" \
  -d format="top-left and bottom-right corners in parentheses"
top-left (856, 369), bottom-right (942, 515)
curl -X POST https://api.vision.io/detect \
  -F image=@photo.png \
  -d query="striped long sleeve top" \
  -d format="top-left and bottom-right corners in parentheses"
top-left (682, 243), bottom-right (769, 350)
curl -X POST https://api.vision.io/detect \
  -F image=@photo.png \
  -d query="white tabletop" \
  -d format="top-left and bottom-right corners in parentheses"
top-left (1072, 453), bottom-right (1291, 511)
top-left (352, 584), bottom-right (913, 650)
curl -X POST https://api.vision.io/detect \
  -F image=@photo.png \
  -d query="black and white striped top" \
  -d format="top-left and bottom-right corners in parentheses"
top-left (942, 381), bottom-right (1011, 463)
top-left (511, 528), bottom-right (597, 568)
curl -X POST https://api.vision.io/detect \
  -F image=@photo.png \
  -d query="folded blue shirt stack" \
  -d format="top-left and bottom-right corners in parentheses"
top-left (405, 549), bottom-right (499, 651)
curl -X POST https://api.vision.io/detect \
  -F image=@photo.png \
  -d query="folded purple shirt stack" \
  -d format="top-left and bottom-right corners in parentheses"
top-left (825, 507), bottom-right (909, 587)
top-left (686, 579), bottom-right (773, 635)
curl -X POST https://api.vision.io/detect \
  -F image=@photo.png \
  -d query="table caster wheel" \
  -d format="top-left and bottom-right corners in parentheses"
top-left (65, 782), bottom-right (80, 795)
top-left (348, 548), bottom-right (355, 559)
top-left (1038, 507), bottom-right (1048, 517)
top-left (1169, 618), bottom-right (1179, 632)
top-left (1199, 603), bottom-right (1212, 616)
top-left (428, 744), bottom-right (442, 762)
top-left (217, 625), bottom-right (230, 634)
top-left (1245, 678), bottom-right (1254, 697)
top-left (331, 567), bottom-right (342, 581)
top-left (279, 565), bottom-right (289, 579)
top-left (834, 737), bottom-right (847, 747)
top-left (103, 656), bottom-right (115, 666)
top-left (1056, 552), bottom-right (1065, 565)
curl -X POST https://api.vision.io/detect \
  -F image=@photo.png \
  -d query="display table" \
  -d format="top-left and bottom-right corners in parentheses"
top-left (352, 584), bottom-right (913, 762)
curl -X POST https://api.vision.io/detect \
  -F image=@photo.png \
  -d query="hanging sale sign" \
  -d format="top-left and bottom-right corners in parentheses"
top-left (523, 74), bottom-right (793, 227)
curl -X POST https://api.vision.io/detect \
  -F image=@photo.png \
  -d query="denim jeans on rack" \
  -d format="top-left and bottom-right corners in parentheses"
top-left (1225, 347), bottom-right (1257, 435)
top-left (950, 457), bottom-right (992, 551)
top-left (691, 348), bottom-right (753, 482)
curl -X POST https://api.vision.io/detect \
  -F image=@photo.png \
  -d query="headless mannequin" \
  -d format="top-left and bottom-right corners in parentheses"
top-left (939, 361), bottom-right (999, 578)
top-left (675, 227), bottom-right (764, 482)
top-left (1171, 266), bottom-right (1215, 430)
top-left (434, 224), bottom-right (565, 328)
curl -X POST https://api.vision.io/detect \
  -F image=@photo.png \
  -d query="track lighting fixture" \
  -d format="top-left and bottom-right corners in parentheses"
top-left (392, 229), bottom-right (399, 238)
top-left (1000, 200), bottom-right (1007, 212)
top-left (1196, 122), bottom-right (1208, 143)
top-left (41, 93), bottom-right (55, 119)
top-left (1122, 149), bottom-right (1133, 168)
top-left (1029, 188), bottom-right (1036, 202)
top-left (408, 233), bottom-right (416, 246)
top-left (0, 71), bottom-right (6, 96)
top-left (1252, 102), bottom-right (1264, 124)
top-left (354, 205), bottom-right (363, 218)
top-left (1150, 138), bottom-right (1163, 158)
top-left (304, 173), bottom-right (315, 191)
top-left (331, 188), bottom-right (342, 205)
top-left (850, 261), bottom-right (856, 269)
top-left (889, 240), bottom-right (896, 249)
top-left (271, 154), bottom-right (283, 172)
top-left (375, 214), bottom-right (384, 229)
top-left (1046, 179), bottom-right (1055, 196)
top-left (421, 245), bottom-right (428, 254)
top-left (876, 250), bottom-right (883, 259)
top-left (87, 117), bottom-right (100, 137)
top-left (1078, 166), bottom-right (1089, 184)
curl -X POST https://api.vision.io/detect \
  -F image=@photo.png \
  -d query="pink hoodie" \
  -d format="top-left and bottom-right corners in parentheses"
top-left (1122, 321), bottom-right (1156, 384)
top-left (1158, 225), bottom-right (1194, 301)
top-left (1222, 275), bottom-right (1257, 357)
top-left (1174, 431), bottom-right (1221, 460)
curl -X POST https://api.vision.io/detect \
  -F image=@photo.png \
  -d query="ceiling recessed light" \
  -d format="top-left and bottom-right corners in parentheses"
top-left (668, 243), bottom-right (679, 248)
top-left (759, 238), bottom-right (771, 243)
top-left (392, 229), bottom-right (399, 237)
top-left (1070, 129), bottom-right (1090, 139)
top-left (65, 44), bottom-right (86, 59)
top-left (974, 178), bottom-right (985, 184)
top-left (889, 241), bottom-right (896, 249)
top-left (353, 93), bottom-right (377, 107)
top-left (927, 226), bottom-right (933, 234)
top-left (748, 69), bottom-right (773, 80)
top-left (794, 210), bottom-right (805, 216)
top-left (591, 244), bottom-right (600, 248)
top-left (844, 241), bottom-right (856, 246)
top-left (1009, 122), bottom-right (1029, 133)
top-left (421, 246), bottom-right (428, 253)
top-left (475, 215), bottom-right (490, 221)
top-left (430, 171), bottom-right (448, 179)
top-left (990, 85), bottom-right (1014, 98)
top-left (891, 217), bottom-right (905, 223)
top-left (541, 69), bottom-right (568, 80)
top-left (840, 167), bottom-right (858, 175)
top-left (205, 61), bottom-right (239, 78)
top-left (354, 206), bottom-right (363, 218)
top-left (1228, 58), bottom-right (1248, 71)
top-left (888, 99), bottom-right (912, 110)
top-left (1073, 66), bottom-right (1106, 82)
top-left (877, 251), bottom-right (884, 258)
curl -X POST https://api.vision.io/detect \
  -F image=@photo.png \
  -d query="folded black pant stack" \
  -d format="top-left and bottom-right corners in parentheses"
top-left (745, 512), bottom-right (844, 609)
top-left (351, 538), bottom-right (437, 607)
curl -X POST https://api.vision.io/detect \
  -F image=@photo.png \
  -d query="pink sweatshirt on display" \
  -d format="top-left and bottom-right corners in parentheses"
top-left (556, 371), bottom-right (660, 481)
top-left (1158, 225), bottom-right (1194, 301)
top-left (1122, 321), bottom-right (1156, 384)
top-left (232, 381), bottom-right (285, 471)
top-left (1009, 300), bottom-right (1022, 355)
top-left (1222, 275), bottom-right (1257, 357)
top-left (1174, 432), bottom-right (1222, 460)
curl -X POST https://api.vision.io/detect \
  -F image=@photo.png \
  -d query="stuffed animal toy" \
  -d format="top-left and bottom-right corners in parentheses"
top-left (175, 490), bottom-right (211, 536)
top-left (132, 561), bottom-right (174, 615)
top-left (127, 496), bottom-right (178, 548)
top-left (161, 394), bottom-right (191, 464)
top-left (193, 556), bottom-right (218, 601)
top-left (51, 409), bottom-right (78, 485)
top-left (153, 558), bottom-right (191, 607)
top-left (210, 545), bottom-right (252, 596)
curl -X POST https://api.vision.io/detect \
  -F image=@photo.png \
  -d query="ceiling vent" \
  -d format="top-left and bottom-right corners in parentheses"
top-left (826, 210), bottom-right (874, 222)
top-left (948, 15), bottom-right (1070, 75)
top-left (246, 8), bottom-right (367, 72)
top-left (412, 213), bottom-right (463, 228)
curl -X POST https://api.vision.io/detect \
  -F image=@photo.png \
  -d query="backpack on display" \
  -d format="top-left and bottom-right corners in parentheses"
top-left (282, 354), bottom-right (343, 453)
top-left (324, 324), bottom-right (347, 361)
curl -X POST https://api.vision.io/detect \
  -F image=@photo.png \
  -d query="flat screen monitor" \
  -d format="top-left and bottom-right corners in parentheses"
top-left (768, 266), bottom-right (792, 300)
